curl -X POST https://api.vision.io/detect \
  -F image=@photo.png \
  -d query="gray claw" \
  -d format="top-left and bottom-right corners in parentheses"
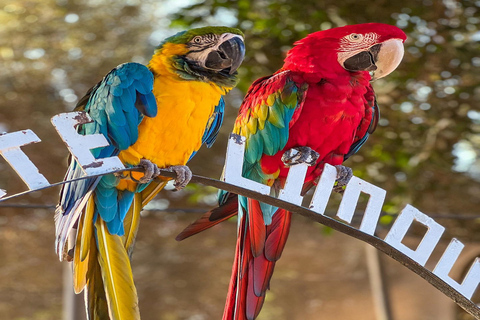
top-left (138, 159), bottom-right (161, 184)
top-left (166, 165), bottom-right (192, 190)
top-left (333, 165), bottom-right (353, 193)
top-left (281, 146), bottom-right (319, 167)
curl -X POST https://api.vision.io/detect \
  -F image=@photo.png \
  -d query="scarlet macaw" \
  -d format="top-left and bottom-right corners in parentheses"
top-left (55, 26), bottom-right (245, 319)
top-left (177, 23), bottom-right (406, 319)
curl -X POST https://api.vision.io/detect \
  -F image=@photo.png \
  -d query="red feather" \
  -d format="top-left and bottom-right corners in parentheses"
top-left (222, 202), bottom-right (292, 320)
top-left (265, 209), bottom-right (291, 261)
top-left (175, 194), bottom-right (238, 241)
top-left (252, 253), bottom-right (275, 297)
top-left (246, 261), bottom-right (266, 319)
top-left (247, 199), bottom-right (266, 257)
top-left (191, 23), bottom-right (406, 320)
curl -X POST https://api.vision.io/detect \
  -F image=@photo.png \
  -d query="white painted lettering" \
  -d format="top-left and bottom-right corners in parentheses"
top-left (337, 176), bottom-right (386, 235)
top-left (278, 163), bottom-right (309, 205)
top-left (51, 112), bottom-right (124, 176)
top-left (0, 130), bottom-right (50, 190)
top-left (309, 164), bottom-right (337, 214)
top-left (433, 238), bottom-right (480, 299)
top-left (223, 133), bottom-right (270, 195)
top-left (385, 204), bottom-right (445, 266)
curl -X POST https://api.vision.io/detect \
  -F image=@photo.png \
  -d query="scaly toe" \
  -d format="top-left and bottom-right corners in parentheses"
top-left (282, 146), bottom-right (319, 167)
top-left (333, 165), bottom-right (353, 193)
top-left (167, 165), bottom-right (192, 190)
top-left (305, 149), bottom-right (320, 166)
top-left (138, 159), bottom-right (160, 184)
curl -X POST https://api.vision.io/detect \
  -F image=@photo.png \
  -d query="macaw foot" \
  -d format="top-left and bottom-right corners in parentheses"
top-left (165, 165), bottom-right (192, 190)
top-left (333, 165), bottom-right (353, 193)
top-left (281, 146), bottom-right (319, 167)
top-left (136, 159), bottom-right (161, 184)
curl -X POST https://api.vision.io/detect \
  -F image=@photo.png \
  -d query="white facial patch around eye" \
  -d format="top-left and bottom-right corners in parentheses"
top-left (187, 33), bottom-right (244, 67)
top-left (336, 32), bottom-right (380, 66)
top-left (338, 32), bottom-right (380, 53)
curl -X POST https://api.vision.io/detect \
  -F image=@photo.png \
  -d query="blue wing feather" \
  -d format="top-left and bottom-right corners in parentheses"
top-left (56, 62), bottom-right (157, 246)
top-left (204, 98), bottom-right (225, 148)
top-left (188, 97), bottom-right (225, 161)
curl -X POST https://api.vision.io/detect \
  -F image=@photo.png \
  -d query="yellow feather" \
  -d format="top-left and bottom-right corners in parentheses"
top-left (140, 179), bottom-right (169, 207)
top-left (85, 240), bottom-right (110, 320)
top-left (120, 77), bottom-right (224, 168)
top-left (259, 103), bottom-right (269, 120)
top-left (73, 214), bottom-right (88, 293)
top-left (95, 218), bottom-right (140, 320)
top-left (258, 117), bottom-right (266, 131)
top-left (258, 104), bottom-right (269, 130)
top-left (122, 193), bottom-right (142, 257)
top-left (247, 117), bottom-right (258, 134)
top-left (266, 93), bottom-right (276, 106)
top-left (80, 196), bottom-right (95, 262)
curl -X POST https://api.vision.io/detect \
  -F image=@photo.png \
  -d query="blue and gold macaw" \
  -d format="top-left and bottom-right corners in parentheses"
top-left (55, 26), bottom-right (245, 320)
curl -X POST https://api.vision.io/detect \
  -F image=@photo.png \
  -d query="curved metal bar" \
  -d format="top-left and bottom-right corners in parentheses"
top-left (1, 168), bottom-right (479, 318)
top-left (188, 173), bottom-right (480, 319)
top-left (0, 167), bottom-right (145, 202)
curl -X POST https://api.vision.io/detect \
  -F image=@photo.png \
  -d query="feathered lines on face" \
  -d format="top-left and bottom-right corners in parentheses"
top-left (185, 33), bottom-right (245, 73)
top-left (337, 32), bottom-right (380, 64)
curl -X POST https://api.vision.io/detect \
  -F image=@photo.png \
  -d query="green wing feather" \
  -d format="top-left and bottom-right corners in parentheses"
top-left (233, 71), bottom-right (308, 183)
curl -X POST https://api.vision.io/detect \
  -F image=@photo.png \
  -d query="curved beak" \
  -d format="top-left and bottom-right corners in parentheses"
top-left (205, 35), bottom-right (245, 74)
top-left (370, 38), bottom-right (404, 80)
top-left (342, 38), bottom-right (404, 80)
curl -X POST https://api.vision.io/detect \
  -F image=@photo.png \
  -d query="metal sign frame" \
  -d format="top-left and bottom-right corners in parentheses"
top-left (1, 111), bottom-right (480, 318)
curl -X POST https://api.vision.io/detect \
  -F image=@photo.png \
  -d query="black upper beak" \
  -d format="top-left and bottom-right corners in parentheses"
top-left (343, 44), bottom-right (382, 72)
top-left (205, 37), bottom-right (246, 74)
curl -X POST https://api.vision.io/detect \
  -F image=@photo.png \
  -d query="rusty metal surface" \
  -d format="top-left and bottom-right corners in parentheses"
top-left (51, 112), bottom-right (124, 175)
top-left (187, 173), bottom-right (480, 319)
top-left (1, 127), bottom-right (479, 318)
top-left (1, 165), bottom-right (480, 318)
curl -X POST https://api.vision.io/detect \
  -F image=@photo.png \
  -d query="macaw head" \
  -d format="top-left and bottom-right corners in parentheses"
top-left (150, 26), bottom-right (245, 88)
top-left (284, 23), bottom-right (407, 80)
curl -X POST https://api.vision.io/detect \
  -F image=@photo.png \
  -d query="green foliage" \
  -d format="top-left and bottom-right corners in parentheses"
top-left (1, 0), bottom-right (480, 234)
top-left (171, 0), bottom-right (480, 236)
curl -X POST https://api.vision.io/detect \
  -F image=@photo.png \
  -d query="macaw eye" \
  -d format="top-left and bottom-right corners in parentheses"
top-left (192, 36), bottom-right (202, 44)
top-left (348, 33), bottom-right (363, 42)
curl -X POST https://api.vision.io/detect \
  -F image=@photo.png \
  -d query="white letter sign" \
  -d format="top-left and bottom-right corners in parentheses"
top-left (51, 112), bottom-right (124, 176)
top-left (385, 204), bottom-right (445, 266)
top-left (309, 164), bottom-right (337, 214)
top-left (0, 130), bottom-right (50, 191)
top-left (223, 133), bottom-right (270, 195)
top-left (278, 163), bottom-right (309, 205)
top-left (337, 176), bottom-right (386, 235)
top-left (433, 238), bottom-right (480, 299)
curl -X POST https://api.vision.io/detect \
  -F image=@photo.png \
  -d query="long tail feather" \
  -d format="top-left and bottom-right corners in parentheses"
top-left (223, 201), bottom-right (291, 320)
top-left (140, 179), bottom-right (169, 207)
top-left (122, 193), bottom-right (142, 258)
top-left (55, 177), bottom-right (101, 260)
top-left (73, 209), bottom-right (88, 293)
top-left (176, 193), bottom-right (239, 241)
top-left (95, 218), bottom-right (140, 320)
top-left (85, 239), bottom-right (110, 320)
top-left (73, 179), bottom-right (165, 319)
top-left (80, 197), bottom-right (96, 261)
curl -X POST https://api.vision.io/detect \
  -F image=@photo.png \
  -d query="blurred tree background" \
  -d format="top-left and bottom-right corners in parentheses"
top-left (0, 0), bottom-right (480, 319)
